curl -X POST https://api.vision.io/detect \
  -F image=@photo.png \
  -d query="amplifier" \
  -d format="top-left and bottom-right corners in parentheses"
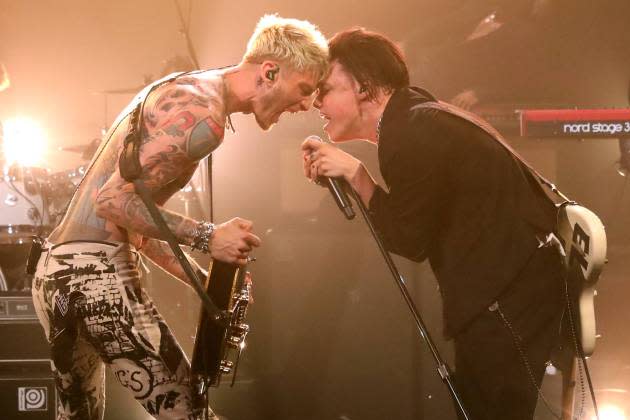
top-left (0, 293), bottom-right (48, 361)
top-left (0, 292), bottom-right (38, 321)
top-left (0, 360), bottom-right (57, 419)
top-left (0, 321), bottom-right (49, 360)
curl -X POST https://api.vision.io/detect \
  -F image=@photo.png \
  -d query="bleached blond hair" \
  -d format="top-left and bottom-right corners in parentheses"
top-left (244, 14), bottom-right (329, 79)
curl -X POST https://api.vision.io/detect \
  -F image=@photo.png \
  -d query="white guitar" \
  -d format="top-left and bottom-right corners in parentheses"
top-left (555, 203), bottom-right (606, 420)
top-left (556, 202), bottom-right (607, 356)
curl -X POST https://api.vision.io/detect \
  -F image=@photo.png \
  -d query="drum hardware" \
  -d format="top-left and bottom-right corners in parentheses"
top-left (57, 138), bottom-right (101, 160)
top-left (0, 160), bottom-right (88, 291)
top-left (0, 165), bottom-right (50, 244)
top-left (0, 269), bottom-right (7, 292)
top-left (45, 164), bottom-right (88, 226)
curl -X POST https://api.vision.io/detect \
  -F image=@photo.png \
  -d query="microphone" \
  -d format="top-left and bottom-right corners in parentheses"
top-left (306, 135), bottom-right (355, 220)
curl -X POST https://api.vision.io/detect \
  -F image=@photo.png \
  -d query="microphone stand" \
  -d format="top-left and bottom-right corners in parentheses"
top-left (347, 186), bottom-right (470, 420)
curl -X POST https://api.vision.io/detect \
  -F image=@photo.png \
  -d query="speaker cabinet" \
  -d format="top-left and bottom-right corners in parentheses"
top-left (0, 360), bottom-right (57, 419)
top-left (0, 321), bottom-right (49, 360)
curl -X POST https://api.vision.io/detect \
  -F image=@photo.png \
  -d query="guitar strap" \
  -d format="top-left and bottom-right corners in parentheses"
top-left (410, 100), bottom-right (574, 206)
top-left (118, 71), bottom-right (227, 325)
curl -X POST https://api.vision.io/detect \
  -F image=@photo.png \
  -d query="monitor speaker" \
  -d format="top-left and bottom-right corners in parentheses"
top-left (0, 360), bottom-right (57, 419)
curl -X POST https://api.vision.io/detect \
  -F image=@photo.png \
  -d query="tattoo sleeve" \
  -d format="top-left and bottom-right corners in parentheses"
top-left (187, 117), bottom-right (224, 160)
top-left (95, 78), bottom-right (225, 245)
top-left (139, 238), bottom-right (207, 286)
top-left (96, 177), bottom-right (198, 245)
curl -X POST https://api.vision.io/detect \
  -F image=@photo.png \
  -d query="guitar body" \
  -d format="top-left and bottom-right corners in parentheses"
top-left (190, 260), bottom-right (251, 417)
top-left (556, 203), bottom-right (607, 356)
top-left (555, 203), bottom-right (606, 419)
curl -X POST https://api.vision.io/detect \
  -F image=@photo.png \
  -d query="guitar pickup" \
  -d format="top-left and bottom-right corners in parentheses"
top-left (219, 360), bottom-right (234, 374)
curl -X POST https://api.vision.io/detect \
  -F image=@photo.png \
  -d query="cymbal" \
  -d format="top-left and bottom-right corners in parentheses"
top-left (94, 58), bottom-right (195, 95)
top-left (94, 85), bottom-right (143, 95)
top-left (58, 138), bottom-right (101, 160)
top-left (57, 145), bottom-right (87, 153)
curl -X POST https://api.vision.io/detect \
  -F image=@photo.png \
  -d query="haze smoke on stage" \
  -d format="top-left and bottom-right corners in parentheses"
top-left (2, 117), bottom-right (46, 167)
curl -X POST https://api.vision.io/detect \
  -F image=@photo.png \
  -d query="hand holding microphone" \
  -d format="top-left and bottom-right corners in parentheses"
top-left (301, 135), bottom-right (356, 220)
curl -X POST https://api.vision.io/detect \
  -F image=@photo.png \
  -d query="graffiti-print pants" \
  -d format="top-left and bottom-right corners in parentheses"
top-left (31, 241), bottom-right (214, 420)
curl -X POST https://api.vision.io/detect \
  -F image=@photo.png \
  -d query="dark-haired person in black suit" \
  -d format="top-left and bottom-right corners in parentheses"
top-left (302, 28), bottom-right (564, 420)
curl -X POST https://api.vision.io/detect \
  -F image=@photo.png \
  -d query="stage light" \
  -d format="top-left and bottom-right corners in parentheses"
top-left (594, 404), bottom-right (627, 420)
top-left (2, 117), bottom-right (46, 167)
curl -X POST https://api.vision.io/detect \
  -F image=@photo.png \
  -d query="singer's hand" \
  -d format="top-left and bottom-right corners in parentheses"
top-left (301, 138), bottom-right (361, 183)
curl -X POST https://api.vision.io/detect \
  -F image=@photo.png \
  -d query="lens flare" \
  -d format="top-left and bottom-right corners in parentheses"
top-left (2, 117), bottom-right (46, 167)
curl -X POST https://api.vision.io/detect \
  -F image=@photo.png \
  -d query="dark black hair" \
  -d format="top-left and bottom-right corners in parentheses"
top-left (328, 27), bottom-right (409, 100)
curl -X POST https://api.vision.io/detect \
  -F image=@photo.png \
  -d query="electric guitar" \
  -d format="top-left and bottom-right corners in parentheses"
top-left (555, 202), bottom-right (606, 419)
top-left (190, 260), bottom-right (252, 417)
top-left (556, 202), bottom-right (607, 356)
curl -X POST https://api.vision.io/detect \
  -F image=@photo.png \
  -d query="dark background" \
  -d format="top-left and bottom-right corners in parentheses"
top-left (2, 1), bottom-right (630, 419)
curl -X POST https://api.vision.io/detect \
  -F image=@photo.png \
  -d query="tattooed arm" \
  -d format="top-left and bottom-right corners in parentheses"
top-left (95, 78), bottom-right (223, 244)
top-left (96, 164), bottom-right (261, 265)
top-left (95, 153), bottom-right (200, 245)
top-left (95, 78), bottom-right (261, 264)
top-left (139, 238), bottom-right (207, 286)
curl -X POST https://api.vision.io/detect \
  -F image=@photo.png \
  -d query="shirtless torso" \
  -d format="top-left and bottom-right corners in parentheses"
top-left (52, 70), bottom-right (226, 246)
top-left (47, 69), bottom-right (265, 281)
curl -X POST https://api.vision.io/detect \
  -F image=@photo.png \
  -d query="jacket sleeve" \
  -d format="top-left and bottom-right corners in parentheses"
top-left (368, 111), bottom-right (450, 262)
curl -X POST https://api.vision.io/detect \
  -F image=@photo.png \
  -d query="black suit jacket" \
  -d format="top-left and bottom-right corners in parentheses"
top-left (369, 87), bottom-right (558, 336)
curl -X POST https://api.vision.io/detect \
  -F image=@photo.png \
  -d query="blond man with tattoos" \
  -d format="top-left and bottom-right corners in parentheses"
top-left (31, 15), bottom-right (328, 420)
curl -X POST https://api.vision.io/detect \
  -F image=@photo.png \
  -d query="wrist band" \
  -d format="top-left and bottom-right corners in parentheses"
top-left (191, 221), bottom-right (215, 254)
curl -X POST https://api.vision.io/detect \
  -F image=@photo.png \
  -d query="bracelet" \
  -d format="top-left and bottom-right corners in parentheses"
top-left (190, 221), bottom-right (215, 254)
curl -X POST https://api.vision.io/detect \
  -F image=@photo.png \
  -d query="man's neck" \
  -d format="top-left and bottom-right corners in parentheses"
top-left (221, 63), bottom-right (258, 116)
top-left (364, 91), bottom-right (394, 143)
